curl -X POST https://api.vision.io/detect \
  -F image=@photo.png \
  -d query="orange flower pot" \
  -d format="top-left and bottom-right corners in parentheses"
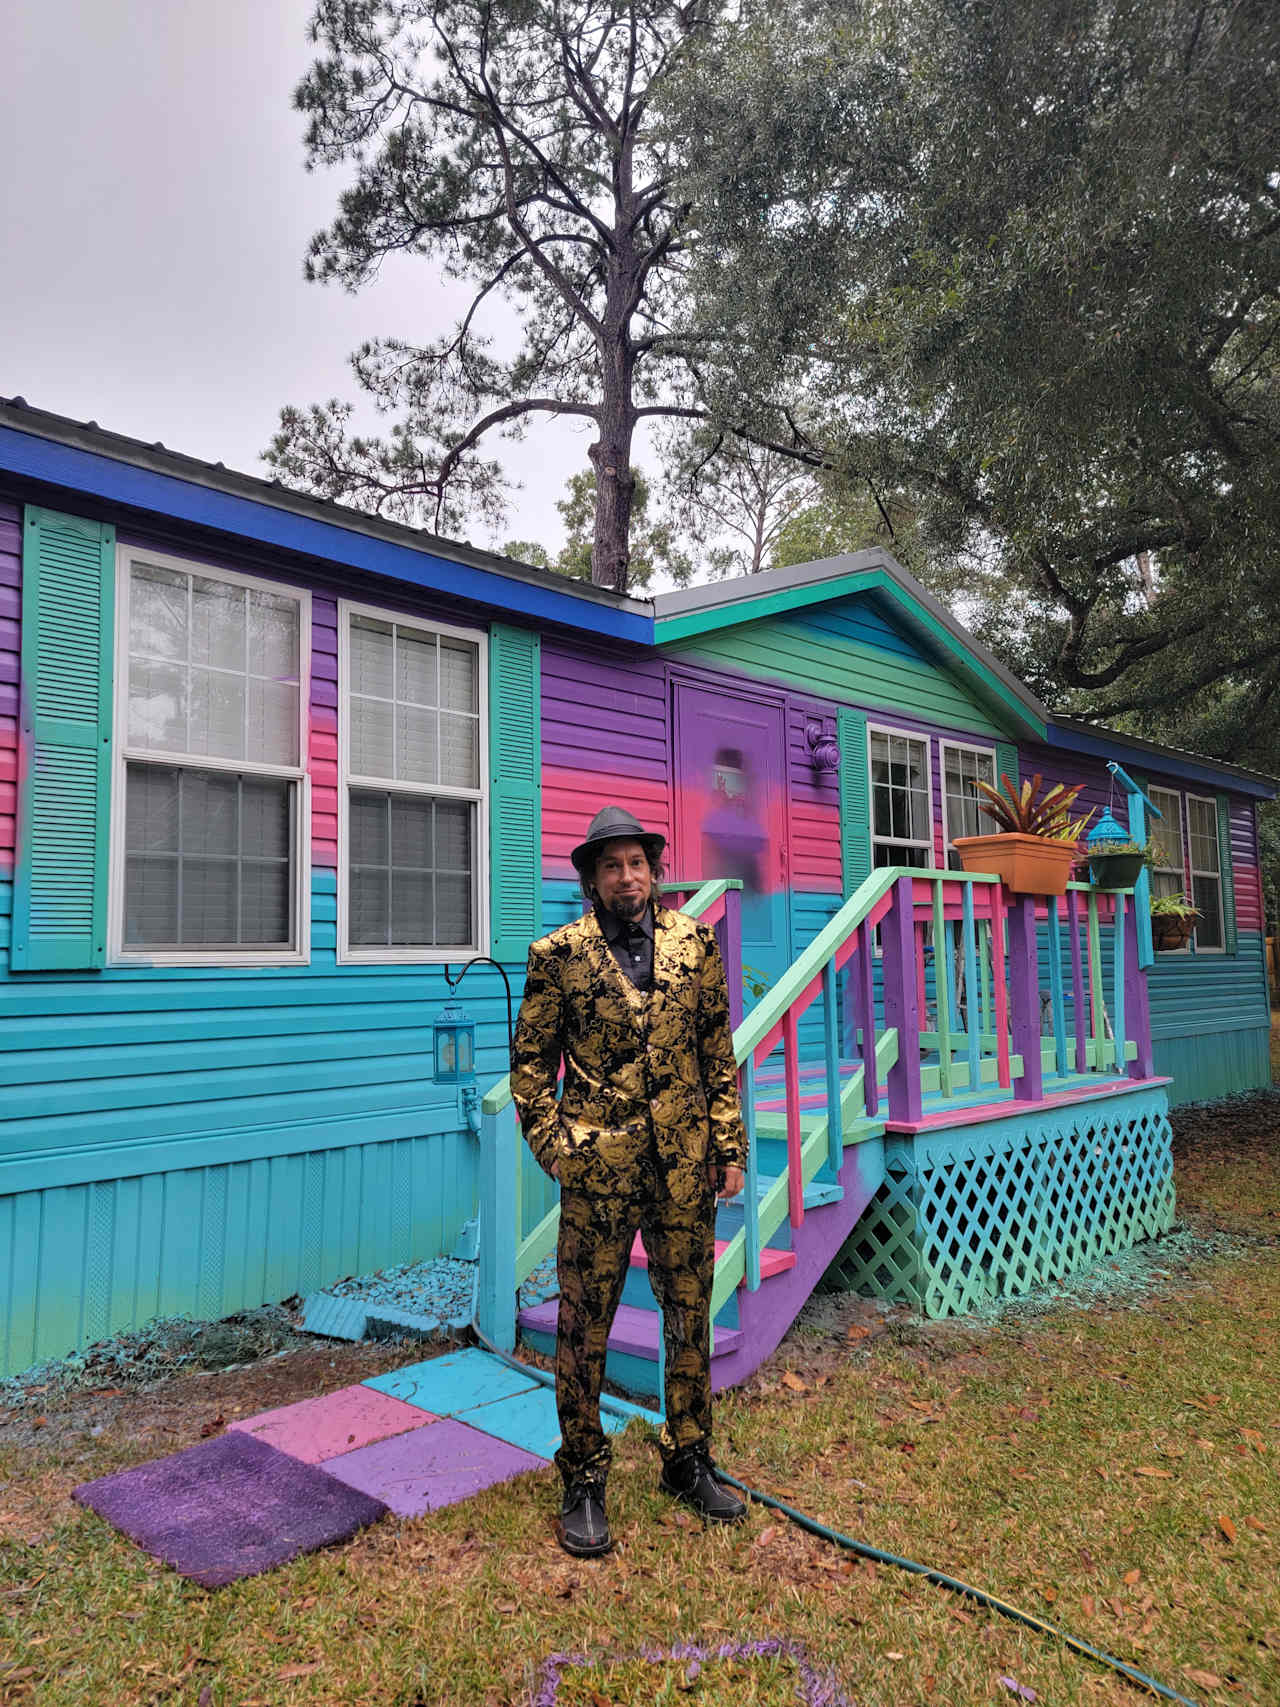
top-left (952, 833), bottom-right (1082, 896)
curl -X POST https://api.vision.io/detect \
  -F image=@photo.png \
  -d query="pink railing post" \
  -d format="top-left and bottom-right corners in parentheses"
top-left (1066, 888), bottom-right (1088, 1075)
top-left (990, 884), bottom-right (1012, 1090)
top-left (882, 874), bottom-right (923, 1123)
top-left (856, 918), bottom-right (879, 1115)
top-left (1124, 897), bottom-right (1155, 1079)
top-left (782, 1009), bottom-right (805, 1228)
top-left (1006, 893), bottom-right (1044, 1102)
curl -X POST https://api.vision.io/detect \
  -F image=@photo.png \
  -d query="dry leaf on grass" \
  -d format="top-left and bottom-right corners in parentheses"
top-left (1123, 1569), bottom-right (1141, 1585)
top-left (781, 1372), bottom-right (808, 1393)
top-left (1133, 1466), bottom-right (1173, 1478)
top-left (276, 1662), bottom-right (321, 1680)
top-left (1217, 1515), bottom-right (1237, 1543)
top-left (1183, 1667), bottom-right (1223, 1690)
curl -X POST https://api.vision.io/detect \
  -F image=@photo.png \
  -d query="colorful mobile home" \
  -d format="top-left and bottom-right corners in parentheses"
top-left (1, 398), bottom-right (1273, 1382)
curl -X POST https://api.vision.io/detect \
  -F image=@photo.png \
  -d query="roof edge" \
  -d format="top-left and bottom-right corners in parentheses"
top-left (1048, 715), bottom-right (1278, 797)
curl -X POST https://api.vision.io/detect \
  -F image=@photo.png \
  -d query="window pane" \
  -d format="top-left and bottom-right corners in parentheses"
top-left (397, 628), bottom-right (437, 707)
top-left (397, 704), bottom-right (438, 785)
top-left (248, 677), bottom-right (299, 767)
top-left (440, 712), bottom-right (478, 789)
top-left (435, 799), bottom-right (472, 870)
top-left (435, 872), bottom-right (471, 943)
top-left (130, 563), bottom-right (188, 662)
top-left (1149, 789), bottom-right (1184, 877)
top-left (191, 577), bottom-right (246, 672)
top-left (350, 789), bottom-right (390, 864)
top-left (351, 696), bottom-right (394, 778)
top-left (1192, 876), bottom-right (1223, 947)
top-left (189, 667), bottom-right (246, 760)
top-left (126, 765), bottom-right (179, 851)
top-left (440, 639), bottom-right (476, 712)
top-left (351, 616), bottom-right (393, 698)
top-left (1188, 799), bottom-right (1219, 873)
top-left (129, 659), bottom-right (188, 752)
top-left (249, 589), bottom-right (300, 680)
top-left (391, 871), bottom-right (433, 943)
top-left (123, 765), bottom-right (294, 950)
top-left (350, 867), bottom-right (390, 946)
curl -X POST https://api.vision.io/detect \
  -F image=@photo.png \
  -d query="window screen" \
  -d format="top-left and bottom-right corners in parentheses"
top-left (942, 745), bottom-right (996, 849)
top-left (1187, 795), bottom-right (1223, 949)
top-left (870, 729), bottom-right (932, 868)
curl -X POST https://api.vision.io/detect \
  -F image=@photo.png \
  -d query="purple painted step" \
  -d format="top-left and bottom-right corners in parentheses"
top-left (518, 1299), bottom-right (744, 1363)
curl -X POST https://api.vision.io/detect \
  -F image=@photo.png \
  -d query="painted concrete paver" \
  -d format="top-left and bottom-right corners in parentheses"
top-left (323, 1416), bottom-right (546, 1517)
top-left (228, 1384), bottom-right (435, 1464)
top-left (363, 1346), bottom-right (541, 1414)
top-left (452, 1382), bottom-right (629, 1461)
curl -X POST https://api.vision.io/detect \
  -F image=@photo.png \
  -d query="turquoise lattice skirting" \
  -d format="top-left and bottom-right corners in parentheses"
top-left (825, 1085), bottom-right (1175, 1317)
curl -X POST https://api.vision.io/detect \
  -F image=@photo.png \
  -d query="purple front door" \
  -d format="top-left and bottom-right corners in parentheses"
top-left (673, 682), bottom-right (791, 996)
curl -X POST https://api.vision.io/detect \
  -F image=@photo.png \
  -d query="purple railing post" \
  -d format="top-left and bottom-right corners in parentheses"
top-left (720, 883), bottom-right (744, 1032)
top-left (1066, 888), bottom-right (1088, 1075)
top-left (882, 875), bottom-right (923, 1123)
top-left (1124, 897), bottom-right (1155, 1079)
top-left (1006, 893), bottom-right (1044, 1102)
top-left (857, 919), bottom-right (879, 1115)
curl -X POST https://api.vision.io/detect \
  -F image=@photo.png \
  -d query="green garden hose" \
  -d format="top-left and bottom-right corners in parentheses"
top-left (470, 1318), bottom-right (1200, 1707)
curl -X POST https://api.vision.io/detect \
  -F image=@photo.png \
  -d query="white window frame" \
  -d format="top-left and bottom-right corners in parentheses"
top-left (939, 739), bottom-right (998, 859)
top-left (867, 722), bottom-right (935, 870)
top-left (337, 597), bottom-right (488, 964)
top-left (108, 546), bottom-right (311, 967)
top-left (1186, 791), bottom-right (1225, 954)
top-left (1146, 785), bottom-right (1190, 954)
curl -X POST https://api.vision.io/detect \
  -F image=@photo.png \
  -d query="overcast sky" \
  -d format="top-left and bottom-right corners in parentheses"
top-left (0, 1), bottom-right (599, 555)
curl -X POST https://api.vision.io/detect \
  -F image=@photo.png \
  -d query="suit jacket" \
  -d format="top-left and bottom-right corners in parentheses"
top-left (511, 904), bottom-right (746, 1201)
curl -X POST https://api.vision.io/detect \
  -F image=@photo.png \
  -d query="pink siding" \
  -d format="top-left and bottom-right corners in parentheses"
top-left (787, 696), bottom-right (841, 892)
top-left (0, 503), bottom-right (19, 879)
top-left (1231, 800), bottom-right (1263, 932)
top-left (310, 597), bottom-right (339, 868)
top-left (541, 642), bottom-right (671, 878)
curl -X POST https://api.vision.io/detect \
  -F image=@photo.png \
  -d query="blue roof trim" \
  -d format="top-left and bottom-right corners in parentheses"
top-left (1045, 719), bottom-right (1274, 799)
top-left (0, 424), bottom-right (654, 644)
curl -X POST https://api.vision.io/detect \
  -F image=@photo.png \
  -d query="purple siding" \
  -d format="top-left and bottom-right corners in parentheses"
top-left (0, 502), bottom-right (19, 877)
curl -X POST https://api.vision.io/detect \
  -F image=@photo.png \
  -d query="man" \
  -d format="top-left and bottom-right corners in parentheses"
top-left (511, 805), bottom-right (750, 1557)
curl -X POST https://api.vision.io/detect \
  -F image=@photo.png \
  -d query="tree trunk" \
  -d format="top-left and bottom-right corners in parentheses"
top-left (588, 401), bottom-right (637, 593)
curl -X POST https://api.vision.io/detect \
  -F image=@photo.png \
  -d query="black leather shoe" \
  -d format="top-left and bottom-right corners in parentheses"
top-left (556, 1479), bottom-right (612, 1557)
top-left (659, 1447), bottom-right (748, 1524)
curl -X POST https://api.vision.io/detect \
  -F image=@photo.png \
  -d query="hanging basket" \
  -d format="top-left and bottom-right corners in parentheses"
top-left (952, 833), bottom-right (1082, 896)
top-left (1152, 913), bottom-right (1196, 951)
top-left (1088, 851), bottom-right (1146, 889)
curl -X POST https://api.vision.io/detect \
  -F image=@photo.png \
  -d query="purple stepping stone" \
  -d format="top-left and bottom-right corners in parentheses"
top-left (73, 1431), bottom-right (387, 1589)
top-left (324, 1416), bottom-right (546, 1517)
top-left (229, 1384), bottom-right (435, 1464)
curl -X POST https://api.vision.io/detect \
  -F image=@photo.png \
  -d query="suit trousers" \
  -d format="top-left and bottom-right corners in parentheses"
top-left (553, 1140), bottom-right (716, 1487)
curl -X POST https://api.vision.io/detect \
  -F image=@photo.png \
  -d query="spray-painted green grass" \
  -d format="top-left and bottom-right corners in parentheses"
top-left (2, 1144), bottom-right (1277, 1707)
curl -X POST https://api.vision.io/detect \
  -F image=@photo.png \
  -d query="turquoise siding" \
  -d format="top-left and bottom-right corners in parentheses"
top-left (664, 595), bottom-right (1007, 737)
top-left (1149, 930), bottom-right (1272, 1104)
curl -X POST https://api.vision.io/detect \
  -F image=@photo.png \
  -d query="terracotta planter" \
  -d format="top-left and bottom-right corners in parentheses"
top-left (1088, 851), bottom-right (1146, 889)
top-left (1152, 914), bottom-right (1196, 951)
top-left (952, 832), bottom-right (1082, 896)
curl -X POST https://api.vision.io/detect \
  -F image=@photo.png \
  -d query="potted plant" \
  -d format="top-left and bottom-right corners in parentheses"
top-left (1149, 892), bottom-right (1199, 950)
top-left (952, 774), bottom-right (1092, 896)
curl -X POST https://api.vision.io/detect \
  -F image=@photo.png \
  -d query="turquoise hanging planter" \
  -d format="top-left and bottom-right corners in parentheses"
top-left (1086, 808), bottom-right (1145, 888)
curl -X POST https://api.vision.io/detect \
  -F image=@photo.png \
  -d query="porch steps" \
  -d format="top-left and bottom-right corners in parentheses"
top-left (519, 1299), bottom-right (745, 1365)
top-left (628, 1230), bottom-right (796, 1280)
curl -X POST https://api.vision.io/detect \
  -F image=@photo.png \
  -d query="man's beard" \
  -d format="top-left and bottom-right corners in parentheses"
top-left (611, 893), bottom-right (647, 921)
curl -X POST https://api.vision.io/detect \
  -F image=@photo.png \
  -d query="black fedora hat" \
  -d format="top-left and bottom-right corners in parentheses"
top-left (570, 805), bottom-right (666, 874)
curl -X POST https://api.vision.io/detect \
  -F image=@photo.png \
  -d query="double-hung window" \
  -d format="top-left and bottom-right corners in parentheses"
top-left (1186, 794), bottom-right (1224, 950)
top-left (113, 551), bottom-right (309, 962)
top-left (339, 603), bottom-right (486, 960)
top-left (940, 742), bottom-right (996, 864)
top-left (869, 726), bottom-right (932, 868)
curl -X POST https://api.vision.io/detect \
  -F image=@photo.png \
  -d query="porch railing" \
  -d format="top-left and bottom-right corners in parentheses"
top-left (476, 863), bottom-right (1154, 1350)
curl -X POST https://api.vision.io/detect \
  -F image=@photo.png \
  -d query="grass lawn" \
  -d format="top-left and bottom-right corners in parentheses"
top-left (3, 1098), bottom-right (1278, 1707)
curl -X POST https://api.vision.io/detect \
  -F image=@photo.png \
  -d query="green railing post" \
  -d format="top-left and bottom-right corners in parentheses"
top-left (822, 959), bottom-right (843, 1175)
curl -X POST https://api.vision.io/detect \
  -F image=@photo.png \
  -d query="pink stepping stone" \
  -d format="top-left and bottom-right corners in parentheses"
top-left (228, 1384), bottom-right (435, 1465)
top-left (323, 1417), bottom-right (547, 1517)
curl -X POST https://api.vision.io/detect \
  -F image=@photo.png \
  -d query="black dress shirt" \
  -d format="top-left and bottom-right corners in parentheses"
top-left (596, 901), bottom-right (655, 991)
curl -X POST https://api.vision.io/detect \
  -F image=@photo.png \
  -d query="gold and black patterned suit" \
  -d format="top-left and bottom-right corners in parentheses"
top-left (511, 903), bottom-right (746, 1485)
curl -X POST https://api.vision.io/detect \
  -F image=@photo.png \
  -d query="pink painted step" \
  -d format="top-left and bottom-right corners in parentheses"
top-left (629, 1231), bottom-right (795, 1278)
top-left (518, 1299), bottom-right (744, 1363)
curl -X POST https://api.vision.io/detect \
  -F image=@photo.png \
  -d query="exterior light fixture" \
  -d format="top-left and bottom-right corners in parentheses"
top-left (805, 718), bottom-right (841, 773)
top-left (432, 996), bottom-right (477, 1086)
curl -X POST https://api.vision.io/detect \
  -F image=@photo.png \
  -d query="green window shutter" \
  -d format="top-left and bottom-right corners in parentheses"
top-left (994, 741), bottom-right (1020, 797)
top-left (12, 508), bottom-right (115, 971)
top-left (838, 707), bottom-right (872, 895)
top-left (1216, 794), bottom-right (1237, 954)
top-left (488, 623), bottom-right (542, 961)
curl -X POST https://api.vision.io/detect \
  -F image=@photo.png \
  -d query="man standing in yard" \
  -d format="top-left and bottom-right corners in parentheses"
top-left (511, 805), bottom-right (750, 1557)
